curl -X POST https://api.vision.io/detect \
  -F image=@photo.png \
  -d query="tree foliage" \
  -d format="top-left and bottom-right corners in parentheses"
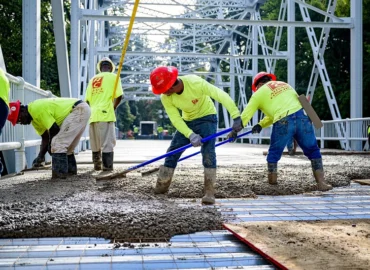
top-left (0, 1), bottom-right (71, 96)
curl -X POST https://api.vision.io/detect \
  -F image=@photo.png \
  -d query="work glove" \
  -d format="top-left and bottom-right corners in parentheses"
top-left (189, 133), bottom-right (203, 147)
top-left (232, 117), bottom-right (243, 133)
top-left (227, 130), bottom-right (238, 142)
top-left (252, 124), bottom-right (262, 134)
top-left (32, 155), bottom-right (45, 167)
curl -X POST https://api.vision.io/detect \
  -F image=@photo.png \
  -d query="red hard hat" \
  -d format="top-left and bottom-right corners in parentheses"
top-left (7, 100), bottom-right (21, 126)
top-left (150, 66), bottom-right (178, 95)
top-left (251, 72), bottom-right (276, 92)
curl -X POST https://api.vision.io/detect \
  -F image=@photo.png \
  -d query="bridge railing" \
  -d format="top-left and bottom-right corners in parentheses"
top-left (218, 117), bottom-right (370, 151)
top-left (0, 73), bottom-right (89, 175)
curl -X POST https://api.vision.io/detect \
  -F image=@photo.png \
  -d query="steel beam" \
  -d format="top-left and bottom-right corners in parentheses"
top-left (80, 14), bottom-right (353, 29)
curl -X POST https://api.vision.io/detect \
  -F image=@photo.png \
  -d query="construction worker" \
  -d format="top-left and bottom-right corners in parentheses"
top-left (7, 98), bottom-right (91, 178)
top-left (85, 57), bottom-right (123, 171)
top-left (229, 72), bottom-right (332, 191)
top-left (0, 68), bottom-right (10, 174)
top-left (150, 66), bottom-right (243, 204)
top-left (133, 125), bottom-right (139, 139)
top-left (157, 125), bottom-right (164, 140)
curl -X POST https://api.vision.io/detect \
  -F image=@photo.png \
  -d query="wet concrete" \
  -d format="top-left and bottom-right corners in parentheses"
top-left (0, 140), bottom-right (369, 240)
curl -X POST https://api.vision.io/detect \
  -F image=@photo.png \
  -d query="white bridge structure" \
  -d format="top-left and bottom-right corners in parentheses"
top-left (0, 0), bottom-right (368, 175)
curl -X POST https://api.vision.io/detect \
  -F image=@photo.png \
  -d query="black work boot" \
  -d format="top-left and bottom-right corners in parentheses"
top-left (102, 152), bottom-right (114, 171)
top-left (92, 151), bottom-right (102, 171)
top-left (267, 163), bottom-right (278, 185)
top-left (67, 154), bottom-right (77, 175)
top-left (52, 153), bottom-right (68, 179)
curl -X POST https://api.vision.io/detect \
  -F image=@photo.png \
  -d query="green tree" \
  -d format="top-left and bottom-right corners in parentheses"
top-left (116, 100), bottom-right (135, 132)
top-left (0, 0), bottom-right (71, 96)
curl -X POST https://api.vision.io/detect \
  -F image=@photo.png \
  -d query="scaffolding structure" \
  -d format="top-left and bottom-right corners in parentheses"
top-left (57, 0), bottom-right (361, 148)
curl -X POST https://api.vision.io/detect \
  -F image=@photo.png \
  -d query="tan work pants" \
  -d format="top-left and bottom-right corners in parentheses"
top-left (52, 102), bottom-right (91, 154)
top-left (89, 122), bottom-right (116, 153)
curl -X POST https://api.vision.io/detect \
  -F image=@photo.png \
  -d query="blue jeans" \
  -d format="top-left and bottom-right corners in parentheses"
top-left (267, 109), bottom-right (321, 163)
top-left (286, 136), bottom-right (294, 151)
top-left (164, 114), bottom-right (217, 168)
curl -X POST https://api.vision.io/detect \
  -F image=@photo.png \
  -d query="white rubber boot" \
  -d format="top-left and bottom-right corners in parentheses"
top-left (154, 165), bottom-right (175, 194)
top-left (202, 168), bottom-right (216, 205)
top-left (311, 158), bottom-right (333, 191)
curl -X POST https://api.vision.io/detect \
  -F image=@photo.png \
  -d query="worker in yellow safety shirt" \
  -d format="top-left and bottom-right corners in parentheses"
top-left (133, 125), bottom-right (139, 139)
top-left (85, 57), bottom-right (123, 171)
top-left (157, 126), bottom-right (164, 140)
top-left (7, 98), bottom-right (91, 179)
top-left (228, 71), bottom-right (332, 191)
top-left (0, 68), bottom-right (10, 174)
top-left (150, 66), bottom-right (243, 205)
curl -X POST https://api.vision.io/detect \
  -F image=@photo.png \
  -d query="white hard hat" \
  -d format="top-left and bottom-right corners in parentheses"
top-left (96, 57), bottom-right (116, 73)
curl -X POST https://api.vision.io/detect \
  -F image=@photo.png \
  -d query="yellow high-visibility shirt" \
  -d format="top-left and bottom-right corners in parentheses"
top-left (241, 81), bottom-right (302, 128)
top-left (85, 72), bottom-right (123, 123)
top-left (0, 68), bottom-right (10, 107)
top-left (368, 126), bottom-right (370, 135)
top-left (28, 98), bottom-right (79, 135)
top-left (157, 126), bottom-right (163, 133)
top-left (161, 75), bottom-right (240, 138)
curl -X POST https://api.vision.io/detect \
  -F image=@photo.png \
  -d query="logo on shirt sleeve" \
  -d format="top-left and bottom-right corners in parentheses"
top-left (191, 99), bottom-right (199, 105)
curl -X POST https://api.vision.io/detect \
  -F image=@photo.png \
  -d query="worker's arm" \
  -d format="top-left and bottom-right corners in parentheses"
top-left (161, 96), bottom-right (194, 138)
top-left (240, 97), bottom-right (259, 127)
top-left (202, 80), bottom-right (240, 119)
top-left (32, 131), bottom-right (50, 167)
top-left (258, 116), bottom-right (273, 128)
top-left (114, 95), bottom-right (123, 110)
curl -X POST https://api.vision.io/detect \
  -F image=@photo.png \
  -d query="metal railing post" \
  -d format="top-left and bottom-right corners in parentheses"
top-left (14, 77), bottom-right (26, 172)
top-left (345, 118), bottom-right (350, 150)
top-left (320, 124), bottom-right (324, 148)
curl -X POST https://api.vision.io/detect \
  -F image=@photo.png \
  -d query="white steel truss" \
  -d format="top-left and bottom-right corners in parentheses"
top-left (68, 0), bottom-right (362, 138)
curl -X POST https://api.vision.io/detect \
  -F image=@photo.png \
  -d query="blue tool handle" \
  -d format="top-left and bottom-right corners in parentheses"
top-left (177, 130), bottom-right (252, 162)
top-left (127, 127), bottom-right (233, 171)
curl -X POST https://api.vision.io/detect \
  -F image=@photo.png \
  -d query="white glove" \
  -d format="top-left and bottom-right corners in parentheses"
top-left (189, 133), bottom-right (203, 147)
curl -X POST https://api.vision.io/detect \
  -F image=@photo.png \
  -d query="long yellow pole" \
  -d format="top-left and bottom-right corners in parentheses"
top-left (112, 0), bottom-right (140, 101)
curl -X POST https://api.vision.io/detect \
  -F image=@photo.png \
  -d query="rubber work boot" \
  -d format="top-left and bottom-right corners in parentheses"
top-left (52, 153), bottom-right (68, 179)
top-left (311, 158), bottom-right (333, 191)
top-left (92, 151), bottom-right (102, 171)
top-left (102, 152), bottom-right (114, 171)
top-left (67, 154), bottom-right (77, 175)
top-left (202, 168), bottom-right (216, 205)
top-left (267, 163), bottom-right (278, 185)
top-left (154, 165), bottom-right (175, 194)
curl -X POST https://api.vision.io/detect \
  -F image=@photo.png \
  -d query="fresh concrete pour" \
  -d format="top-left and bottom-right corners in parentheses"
top-left (0, 154), bottom-right (369, 240)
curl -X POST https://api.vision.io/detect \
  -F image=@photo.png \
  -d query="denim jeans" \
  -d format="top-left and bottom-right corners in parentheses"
top-left (267, 109), bottom-right (321, 163)
top-left (164, 114), bottom-right (217, 168)
top-left (286, 136), bottom-right (294, 151)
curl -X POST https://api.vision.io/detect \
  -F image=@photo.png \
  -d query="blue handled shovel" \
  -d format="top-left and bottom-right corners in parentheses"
top-left (141, 130), bottom-right (252, 176)
top-left (95, 128), bottom-right (233, 181)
